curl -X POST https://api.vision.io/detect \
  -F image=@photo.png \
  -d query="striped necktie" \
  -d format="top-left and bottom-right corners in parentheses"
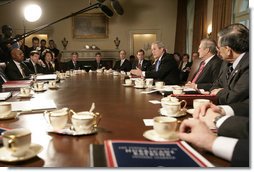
top-left (192, 61), bottom-right (205, 83)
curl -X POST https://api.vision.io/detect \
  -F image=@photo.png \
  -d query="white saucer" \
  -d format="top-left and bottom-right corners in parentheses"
top-left (186, 108), bottom-right (194, 115)
top-left (0, 112), bottom-right (17, 120)
top-left (33, 88), bottom-right (47, 92)
top-left (122, 84), bottom-right (134, 87)
top-left (159, 108), bottom-right (187, 117)
top-left (0, 143), bottom-right (43, 162)
top-left (17, 93), bottom-right (33, 98)
top-left (134, 86), bottom-right (146, 89)
top-left (48, 85), bottom-right (59, 89)
top-left (143, 129), bottom-right (179, 142)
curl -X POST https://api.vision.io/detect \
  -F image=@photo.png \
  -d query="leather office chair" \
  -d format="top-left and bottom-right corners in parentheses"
top-left (186, 59), bottom-right (202, 82)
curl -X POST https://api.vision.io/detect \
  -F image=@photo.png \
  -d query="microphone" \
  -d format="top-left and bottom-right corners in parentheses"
top-left (99, 4), bottom-right (114, 18)
top-left (96, 0), bottom-right (106, 3)
top-left (111, 0), bottom-right (124, 15)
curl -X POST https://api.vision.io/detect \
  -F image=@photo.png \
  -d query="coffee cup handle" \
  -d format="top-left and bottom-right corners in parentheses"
top-left (7, 138), bottom-right (15, 149)
top-left (180, 100), bottom-right (187, 109)
top-left (93, 112), bottom-right (102, 128)
top-left (43, 111), bottom-right (53, 126)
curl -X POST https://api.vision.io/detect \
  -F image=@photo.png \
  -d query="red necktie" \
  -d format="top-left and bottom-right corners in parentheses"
top-left (137, 61), bottom-right (142, 69)
top-left (192, 61), bottom-right (205, 83)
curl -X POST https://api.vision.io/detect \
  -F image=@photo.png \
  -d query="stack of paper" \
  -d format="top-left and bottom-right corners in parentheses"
top-left (0, 92), bottom-right (12, 101)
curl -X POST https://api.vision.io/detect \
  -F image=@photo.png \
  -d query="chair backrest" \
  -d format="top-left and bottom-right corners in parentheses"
top-left (0, 62), bottom-right (6, 72)
top-left (186, 59), bottom-right (202, 82)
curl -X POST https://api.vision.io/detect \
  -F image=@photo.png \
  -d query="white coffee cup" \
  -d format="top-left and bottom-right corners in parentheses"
top-left (134, 79), bottom-right (145, 87)
top-left (125, 79), bottom-right (132, 85)
top-left (172, 87), bottom-right (184, 95)
top-left (163, 100), bottom-right (187, 115)
top-left (20, 87), bottom-right (31, 96)
top-left (193, 99), bottom-right (210, 109)
top-left (145, 78), bottom-right (154, 88)
top-left (153, 116), bottom-right (178, 139)
top-left (44, 108), bottom-right (69, 130)
top-left (2, 128), bottom-right (31, 157)
top-left (71, 111), bottom-right (101, 132)
top-left (113, 71), bottom-right (119, 76)
top-left (49, 80), bottom-right (57, 88)
top-left (34, 82), bottom-right (44, 90)
top-left (155, 81), bottom-right (164, 89)
top-left (0, 102), bottom-right (12, 117)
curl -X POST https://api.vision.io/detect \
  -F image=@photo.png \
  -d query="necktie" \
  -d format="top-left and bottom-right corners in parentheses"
top-left (137, 61), bottom-right (142, 70)
top-left (19, 63), bottom-right (26, 78)
top-left (192, 61), bottom-right (205, 83)
top-left (155, 60), bottom-right (160, 71)
top-left (226, 63), bottom-right (234, 80)
top-left (34, 64), bottom-right (37, 74)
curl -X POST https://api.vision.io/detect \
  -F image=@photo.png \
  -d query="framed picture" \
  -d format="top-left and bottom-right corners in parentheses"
top-left (72, 13), bottom-right (108, 39)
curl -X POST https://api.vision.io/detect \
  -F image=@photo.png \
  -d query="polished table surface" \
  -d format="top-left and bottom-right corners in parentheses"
top-left (0, 72), bottom-right (230, 167)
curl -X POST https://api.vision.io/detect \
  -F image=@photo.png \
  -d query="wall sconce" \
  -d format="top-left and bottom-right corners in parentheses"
top-left (207, 24), bottom-right (212, 38)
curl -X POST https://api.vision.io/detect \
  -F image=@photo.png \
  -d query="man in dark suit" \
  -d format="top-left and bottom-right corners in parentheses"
top-left (210, 23), bottom-right (249, 105)
top-left (5, 48), bottom-right (32, 80)
top-left (91, 52), bottom-right (107, 70)
top-left (131, 49), bottom-right (151, 71)
top-left (178, 116), bottom-right (249, 167)
top-left (185, 38), bottom-right (222, 91)
top-left (112, 50), bottom-right (131, 72)
top-left (130, 41), bottom-right (180, 85)
top-left (66, 51), bottom-right (82, 70)
top-left (25, 50), bottom-right (45, 74)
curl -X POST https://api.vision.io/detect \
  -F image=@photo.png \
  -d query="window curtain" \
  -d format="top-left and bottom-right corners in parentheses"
top-left (211, 0), bottom-right (233, 42)
top-left (174, 0), bottom-right (187, 54)
top-left (192, 0), bottom-right (208, 53)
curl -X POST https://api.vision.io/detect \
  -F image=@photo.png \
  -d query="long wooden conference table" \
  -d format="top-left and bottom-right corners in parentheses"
top-left (0, 72), bottom-right (230, 167)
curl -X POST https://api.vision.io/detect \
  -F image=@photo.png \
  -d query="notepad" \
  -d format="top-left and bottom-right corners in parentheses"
top-left (0, 92), bottom-right (12, 101)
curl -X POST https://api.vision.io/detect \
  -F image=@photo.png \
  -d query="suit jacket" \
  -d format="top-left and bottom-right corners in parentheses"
top-left (229, 100), bottom-right (249, 117)
top-left (131, 59), bottom-right (152, 71)
top-left (43, 62), bottom-right (55, 74)
top-left (218, 116), bottom-right (249, 167)
top-left (66, 60), bottom-right (82, 70)
top-left (193, 55), bottom-right (222, 90)
top-left (113, 59), bottom-right (131, 72)
top-left (145, 53), bottom-right (181, 85)
top-left (25, 60), bottom-right (45, 74)
top-left (5, 60), bottom-right (32, 80)
top-left (210, 52), bottom-right (249, 105)
top-left (179, 61), bottom-right (192, 83)
top-left (91, 60), bottom-right (106, 70)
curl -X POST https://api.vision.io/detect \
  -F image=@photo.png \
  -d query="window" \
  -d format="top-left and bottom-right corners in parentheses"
top-left (233, 0), bottom-right (249, 28)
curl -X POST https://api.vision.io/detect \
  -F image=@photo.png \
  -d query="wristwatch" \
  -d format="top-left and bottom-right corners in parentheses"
top-left (213, 115), bottom-right (224, 126)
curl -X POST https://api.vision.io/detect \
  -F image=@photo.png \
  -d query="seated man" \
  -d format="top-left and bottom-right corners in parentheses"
top-left (5, 48), bottom-right (32, 80)
top-left (113, 50), bottom-right (131, 72)
top-left (130, 41), bottom-right (180, 85)
top-left (66, 51), bottom-right (82, 70)
top-left (131, 49), bottom-right (151, 71)
top-left (25, 50), bottom-right (45, 74)
top-left (91, 52), bottom-right (107, 70)
top-left (178, 116), bottom-right (249, 167)
top-left (210, 23), bottom-right (249, 105)
top-left (185, 38), bottom-right (222, 90)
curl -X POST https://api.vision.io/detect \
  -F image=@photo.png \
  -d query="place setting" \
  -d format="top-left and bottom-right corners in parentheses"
top-left (32, 82), bottom-right (47, 92)
top-left (143, 116), bottom-right (180, 142)
top-left (122, 79), bottom-right (134, 87)
top-left (160, 96), bottom-right (187, 117)
top-left (44, 103), bottom-right (102, 136)
top-left (0, 128), bottom-right (43, 162)
top-left (16, 87), bottom-right (34, 99)
top-left (47, 80), bottom-right (59, 89)
top-left (0, 102), bottom-right (18, 120)
top-left (186, 99), bottom-right (211, 115)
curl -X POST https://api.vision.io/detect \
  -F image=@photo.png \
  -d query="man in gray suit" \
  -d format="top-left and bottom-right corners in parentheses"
top-left (210, 23), bottom-right (249, 105)
top-left (185, 38), bottom-right (222, 91)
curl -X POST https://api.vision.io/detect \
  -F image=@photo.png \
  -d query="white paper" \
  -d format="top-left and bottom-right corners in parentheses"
top-left (11, 100), bottom-right (57, 112)
top-left (149, 100), bottom-right (161, 104)
top-left (36, 74), bottom-right (57, 80)
top-left (0, 92), bottom-right (12, 101)
top-left (143, 119), bottom-right (154, 126)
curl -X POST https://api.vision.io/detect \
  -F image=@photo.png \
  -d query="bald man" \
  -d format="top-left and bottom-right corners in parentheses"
top-left (5, 48), bottom-right (32, 80)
